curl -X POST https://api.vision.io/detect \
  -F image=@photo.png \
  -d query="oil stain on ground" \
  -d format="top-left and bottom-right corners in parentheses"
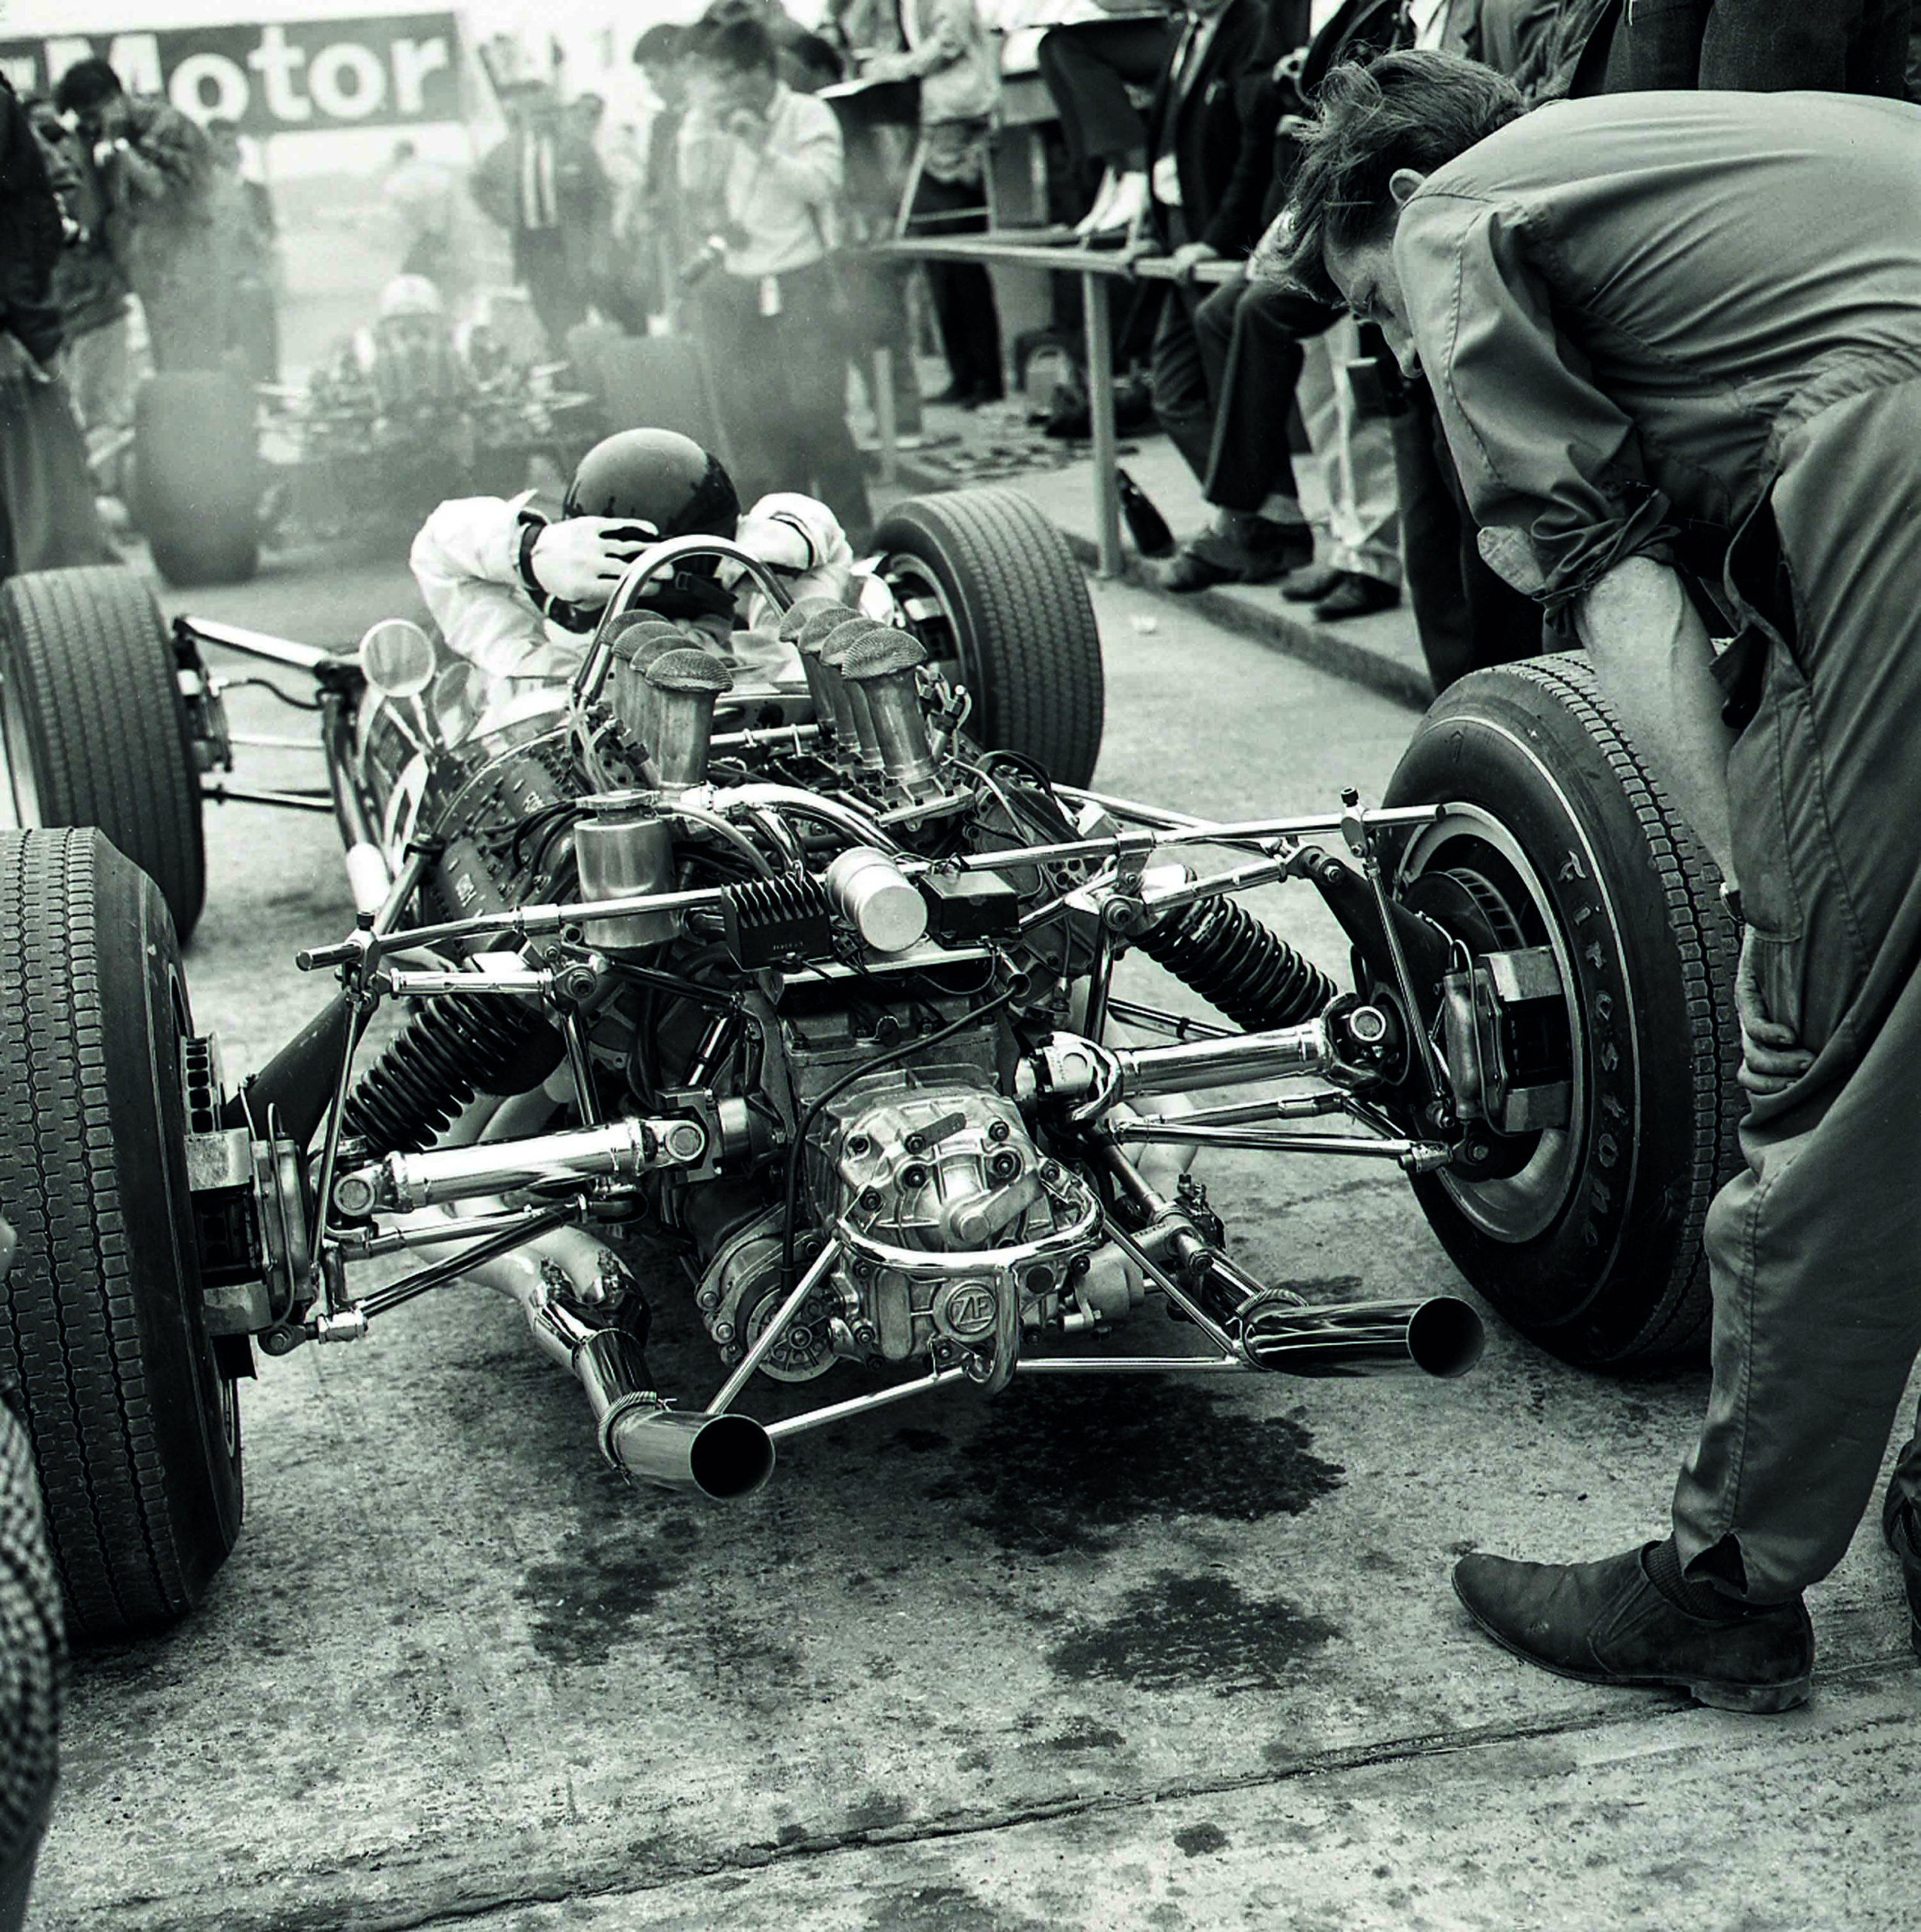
top-left (863, 1881), bottom-right (1051, 1932)
top-left (925, 1379), bottom-right (1345, 1557)
top-left (1048, 1571), bottom-right (1339, 1696)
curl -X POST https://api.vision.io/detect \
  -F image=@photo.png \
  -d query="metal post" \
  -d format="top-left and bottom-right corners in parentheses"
top-left (872, 346), bottom-right (898, 487)
top-left (1081, 269), bottom-right (1123, 577)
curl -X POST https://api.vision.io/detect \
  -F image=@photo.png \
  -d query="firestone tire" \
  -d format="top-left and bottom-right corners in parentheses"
top-left (0, 564), bottom-right (207, 942)
top-left (134, 370), bottom-right (260, 587)
top-left (1384, 652), bottom-right (1742, 1370)
top-left (0, 829), bottom-right (242, 1640)
top-left (874, 487), bottom-right (1105, 788)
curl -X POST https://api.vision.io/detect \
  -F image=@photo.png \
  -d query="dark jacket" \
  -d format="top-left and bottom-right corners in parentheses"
top-left (471, 126), bottom-right (610, 284)
top-left (1145, 0), bottom-right (1283, 257)
top-left (0, 77), bottom-right (66, 365)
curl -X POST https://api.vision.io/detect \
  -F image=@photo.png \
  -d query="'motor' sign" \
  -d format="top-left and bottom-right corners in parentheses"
top-left (0, 15), bottom-right (463, 133)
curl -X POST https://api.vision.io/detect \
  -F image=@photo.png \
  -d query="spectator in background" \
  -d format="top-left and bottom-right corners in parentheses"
top-left (851, 0), bottom-right (1007, 406)
top-left (1145, 0), bottom-right (1296, 581)
top-left (1602, 0), bottom-right (1911, 92)
top-left (1036, 1), bottom-right (1176, 238)
top-left (632, 25), bottom-right (697, 318)
top-left (205, 120), bottom-right (279, 384)
top-left (470, 80), bottom-right (610, 355)
top-left (51, 57), bottom-right (224, 374)
top-left (1, 73), bottom-right (109, 579)
top-left (23, 95), bottom-right (128, 465)
top-left (382, 138), bottom-right (459, 293)
top-left (678, 14), bottom-right (872, 536)
top-left (564, 91), bottom-right (644, 332)
top-left (705, 0), bottom-right (849, 91)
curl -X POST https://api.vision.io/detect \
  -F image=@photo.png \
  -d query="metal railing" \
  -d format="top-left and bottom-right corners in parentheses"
top-left (879, 232), bottom-right (1245, 577)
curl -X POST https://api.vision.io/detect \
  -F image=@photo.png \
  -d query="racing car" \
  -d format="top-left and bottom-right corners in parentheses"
top-left (108, 279), bottom-right (600, 590)
top-left (0, 487), bottom-right (1741, 1641)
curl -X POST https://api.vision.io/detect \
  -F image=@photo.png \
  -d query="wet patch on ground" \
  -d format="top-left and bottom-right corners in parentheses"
top-left (1174, 1822), bottom-right (1232, 1857)
top-left (515, 1535), bottom-right (685, 1669)
top-left (1047, 1571), bottom-right (1339, 1696)
top-left (862, 1881), bottom-right (1052, 1932)
top-left (1030, 1715), bottom-right (1126, 1753)
top-left (922, 1380), bottom-right (1345, 1557)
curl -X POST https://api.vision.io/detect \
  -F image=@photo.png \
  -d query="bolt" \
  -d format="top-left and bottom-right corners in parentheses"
top-left (1040, 1161), bottom-right (1062, 1183)
top-left (987, 1150), bottom-right (1021, 1184)
top-left (987, 1119), bottom-right (1011, 1143)
top-left (712, 1320), bottom-right (735, 1343)
top-left (901, 1164), bottom-right (929, 1190)
top-left (1468, 1141), bottom-right (1491, 1162)
top-left (847, 1133), bottom-right (871, 1156)
top-left (1342, 786), bottom-right (1360, 808)
top-left (859, 1186), bottom-right (884, 1210)
top-left (903, 1132), bottom-right (926, 1155)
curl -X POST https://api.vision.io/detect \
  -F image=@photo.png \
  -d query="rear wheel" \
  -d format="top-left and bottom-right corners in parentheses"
top-left (0, 829), bottom-right (242, 1639)
top-left (874, 487), bottom-right (1105, 787)
top-left (134, 370), bottom-right (260, 587)
top-left (0, 564), bottom-right (207, 940)
top-left (1385, 653), bottom-right (1742, 1368)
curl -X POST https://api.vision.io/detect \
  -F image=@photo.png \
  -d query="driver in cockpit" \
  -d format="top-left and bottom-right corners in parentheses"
top-left (407, 426), bottom-right (888, 725)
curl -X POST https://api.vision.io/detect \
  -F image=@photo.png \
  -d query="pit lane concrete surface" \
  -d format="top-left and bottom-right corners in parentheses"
top-left (26, 539), bottom-right (1921, 1932)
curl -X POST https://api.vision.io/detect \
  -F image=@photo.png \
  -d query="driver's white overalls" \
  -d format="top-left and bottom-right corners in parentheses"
top-left (407, 488), bottom-right (890, 725)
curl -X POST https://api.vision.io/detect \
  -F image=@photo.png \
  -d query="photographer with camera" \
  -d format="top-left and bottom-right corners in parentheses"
top-left (49, 57), bottom-right (226, 377)
top-left (675, 13), bottom-right (872, 541)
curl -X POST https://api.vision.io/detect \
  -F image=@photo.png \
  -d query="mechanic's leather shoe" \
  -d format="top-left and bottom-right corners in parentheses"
top-left (1161, 516), bottom-right (1311, 593)
top-left (1312, 571), bottom-right (1402, 621)
top-left (1280, 562), bottom-right (1344, 602)
top-left (1452, 1546), bottom-right (1814, 1713)
top-left (1883, 1491), bottom-right (1921, 1660)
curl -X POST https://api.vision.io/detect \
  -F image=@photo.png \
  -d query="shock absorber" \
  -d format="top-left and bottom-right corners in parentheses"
top-left (1134, 896), bottom-right (1338, 1032)
top-left (343, 994), bottom-right (565, 1155)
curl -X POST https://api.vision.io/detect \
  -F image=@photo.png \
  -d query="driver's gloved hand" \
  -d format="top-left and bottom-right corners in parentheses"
top-left (530, 516), bottom-right (656, 609)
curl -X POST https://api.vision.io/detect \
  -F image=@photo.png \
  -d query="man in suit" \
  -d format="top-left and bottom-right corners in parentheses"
top-left (471, 82), bottom-right (610, 355)
top-left (1145, 0), bottom-right (1295, 578)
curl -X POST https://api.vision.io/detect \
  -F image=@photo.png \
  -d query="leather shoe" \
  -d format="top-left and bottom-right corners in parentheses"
top-left (1452, 1545), bottom-right (1814, 1713)
top-left (1159, 517), bottom-right (1312, 593)
top-left (1883, 1489), bottom-right (1921, 1660)
top-left (1280, 562), bottom-right (1344, 602)
top-left (1312, 571), bottom-right (1402, 621)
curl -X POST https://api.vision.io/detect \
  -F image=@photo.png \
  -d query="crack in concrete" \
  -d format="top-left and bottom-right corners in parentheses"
top-left (306, 1650), bottom-right (1916, 1932)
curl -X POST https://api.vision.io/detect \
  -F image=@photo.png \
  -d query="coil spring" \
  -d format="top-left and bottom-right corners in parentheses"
top-left (1136, 896), bottom-right (1337, 1032)
top-left (343, 993), bottom-right (555, 1155)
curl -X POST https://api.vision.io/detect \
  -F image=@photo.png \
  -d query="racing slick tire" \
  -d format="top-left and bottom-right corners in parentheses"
top-left (874, 487), bottom-right (1105, 788)
top-left (134, 370), bottom-right (260, 587)
top-left (0, 829), bottom-right (243, 1640)
top-left (0, 565), bottom-right (207, 941)
top-left (1385, 652), bottom-right (1742, 1370)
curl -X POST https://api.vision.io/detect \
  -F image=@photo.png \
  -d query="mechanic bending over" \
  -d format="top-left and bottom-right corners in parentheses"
top-left (409, 426), bottom-right (890, 726)
top-left (1277, 54), bottom-right (1921, 1711)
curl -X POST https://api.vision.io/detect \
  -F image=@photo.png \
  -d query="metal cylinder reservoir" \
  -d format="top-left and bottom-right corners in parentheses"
top-left (646, 648), bottom-right (733, 787)
top-left (838, 627), bottom-right (939, 798)
top-left (574, 793), bottom-right (682, 949)
top-left (826, 844), bottom-right (929, 954)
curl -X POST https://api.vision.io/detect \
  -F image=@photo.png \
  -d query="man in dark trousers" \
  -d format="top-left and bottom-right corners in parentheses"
top-left (1283, 50), bottom-right (1921, 1709)
top-left (1143, 0), bottom-right (1292, 579)
top-left (471, 81), bottom-right (609, 354)
top-left (1, 74), bottom-right (109, 580)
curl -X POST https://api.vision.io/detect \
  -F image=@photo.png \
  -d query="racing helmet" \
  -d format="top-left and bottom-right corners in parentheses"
top-left (379, 274), bottom-right (445, 320)
top-left (564, 429), bottom-right (739, 545)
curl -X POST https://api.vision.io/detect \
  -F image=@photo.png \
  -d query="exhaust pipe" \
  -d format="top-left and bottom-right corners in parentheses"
top-left (439, 1212), bottom-right (776, 1499)
top-left (1237, 1288), bottom-right (1485, 1380)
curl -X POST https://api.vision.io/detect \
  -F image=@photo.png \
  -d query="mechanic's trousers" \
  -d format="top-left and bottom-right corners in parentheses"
top-left (1672, 371), bottom-right (1921, 1603)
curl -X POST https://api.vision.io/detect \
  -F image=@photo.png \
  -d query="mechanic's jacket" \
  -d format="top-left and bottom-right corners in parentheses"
top-left (408, 489), bottom-right (885, 715)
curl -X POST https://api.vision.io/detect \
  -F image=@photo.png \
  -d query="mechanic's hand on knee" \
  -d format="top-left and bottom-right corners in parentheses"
top-left (530, 516), bottom-right (656, 608)
top-left (1735, 928), bottom-right (1814, 1096)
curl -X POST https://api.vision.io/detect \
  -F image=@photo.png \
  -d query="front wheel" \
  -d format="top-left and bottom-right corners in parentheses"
top-left (874, 487), bottom-right (1105, 787)
top-left (0, 829), bottom-right (241, 1638)
top-left (1385, 653), bottom-right (1743, 1369)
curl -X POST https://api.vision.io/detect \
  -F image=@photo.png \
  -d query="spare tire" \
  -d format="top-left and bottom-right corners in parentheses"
top-left (0, 565), bottom-right (207, 940)
top-left (1385, 652), bottom-right (1742, 1369)
top-left (134, 369), bottom-right (260, 587)
top-left (0, 829), bottom-right (243, 1639)
top-left (874, 487), bottom-right (1105, 787)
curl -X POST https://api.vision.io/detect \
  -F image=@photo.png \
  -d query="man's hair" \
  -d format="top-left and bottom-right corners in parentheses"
top-left (687, 14), bottom-right (779, 75)
top-left (51, 57), bottom-right (124, 117)
top-left (632, 23), bottom-right (687, 67)
top-left (1274, 51), bottom-right (1526, 306)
